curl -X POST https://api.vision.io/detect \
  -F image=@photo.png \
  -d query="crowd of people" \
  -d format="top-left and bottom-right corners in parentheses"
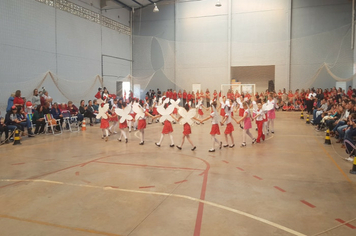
top-left (1, 85), bottom-right (355, 163)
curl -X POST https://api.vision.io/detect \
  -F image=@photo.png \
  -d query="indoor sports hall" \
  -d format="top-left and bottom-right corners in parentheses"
top-left (1, 0), bottom-right (356, 236)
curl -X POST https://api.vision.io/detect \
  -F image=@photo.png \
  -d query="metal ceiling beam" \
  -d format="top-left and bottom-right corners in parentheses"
top-left (132, 0), bottom-right (144, 7)
top-left (112, 0), bottom-right (133, 11)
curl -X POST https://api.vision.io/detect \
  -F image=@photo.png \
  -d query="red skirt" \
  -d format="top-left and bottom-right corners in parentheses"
top-left (152, 107), bottom-right (158, 115)
top-left (220, 108), bottom-right (225, 116)
top-left (173, 108), bottom-right (178, 114)
top-left (239, 108), bottom-right (244, 117)
top-left (183, 123), bottom-right (191, 135)
top-left (130, 113), bottom-right (136, 119)
top-left (110, 116), bottom-right (119, 122)
top-left (137, 119), bottom-right (146, 130)
top-left (198, 109), bottom-right (203, 116)
top-left (162, 120), bottom-right (173, 134)
top-left (224, 123), bottom-right (234, 134)
top-left (119, 120), bottom-right (127, 129)
top-left (100, 118), bottom-right (110, 129)
top-left (210, 124), bottom-right (220, 135)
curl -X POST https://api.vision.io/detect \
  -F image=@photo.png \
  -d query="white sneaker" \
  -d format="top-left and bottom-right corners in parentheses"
top-left (346, 157), bottom-right (354, 162)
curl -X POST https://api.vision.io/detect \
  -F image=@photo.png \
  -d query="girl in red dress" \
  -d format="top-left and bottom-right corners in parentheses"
top-left (155, 103), bottom-right (175, 147)
top-left (109, 99), bottom-right (119, 134)
top-left (220, 99), bottom-right (238, 148)
top-left (174, 103), bottom-right (200, 151)
top-left (99, 103), bottom-right (111, 142)
top-left (200, 100), bottom-right (222, 152)
top-left (136, 100), bottom-right (157, 145)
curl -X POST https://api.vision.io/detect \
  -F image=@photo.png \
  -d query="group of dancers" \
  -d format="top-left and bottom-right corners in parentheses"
top-left (96, 93), bottom-right (277, 152)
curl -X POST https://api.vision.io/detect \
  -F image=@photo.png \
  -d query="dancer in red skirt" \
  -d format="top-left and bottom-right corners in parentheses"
top-left (196, 97), bottom-right (208, 124)
top-left (220, 99), bottom-right (239, 148)
top-left (174, 103), bottom-right (200, 151)
top-left (115, 102), bottom-right (133, 143)
top-left (218, 96), bottom-right (226, 123)
top-left (108, 99), bottom-right (119, 134)
top-left (200, 100), bottom-right (222, 152)
top-left (155, 102), bottom-right (175, 147)
top-left (133, 100), bottom-right (157, 145)
top-left (97, 103), bottom-right (111, 142)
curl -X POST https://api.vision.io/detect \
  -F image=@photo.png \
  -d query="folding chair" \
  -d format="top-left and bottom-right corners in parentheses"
top-left (62, 111), bottom-right (79, 132)
top-left (44, 114), bottom-right (62, 135)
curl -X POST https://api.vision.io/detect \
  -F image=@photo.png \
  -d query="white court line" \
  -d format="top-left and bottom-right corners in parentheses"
top-left (0, 179), bottom-right (305, 236)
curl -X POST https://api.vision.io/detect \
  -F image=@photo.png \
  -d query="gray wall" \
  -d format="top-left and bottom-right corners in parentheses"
top-left (0, 0), bottom-right (131, 113)
top-left (133, 0), bottom-right (354, 95)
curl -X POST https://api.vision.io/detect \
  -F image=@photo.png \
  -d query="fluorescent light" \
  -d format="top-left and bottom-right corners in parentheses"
top-left (215, 0), bottom-right (222, 7)
top-left (153, 3), bottom-right (159, 13)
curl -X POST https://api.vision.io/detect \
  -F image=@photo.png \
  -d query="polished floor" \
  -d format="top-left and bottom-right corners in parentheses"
top-left (0, 112), bottom-right (355, 236)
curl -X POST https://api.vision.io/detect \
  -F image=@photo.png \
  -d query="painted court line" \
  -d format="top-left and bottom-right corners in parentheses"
top-left (139, 186), bottom-right (155, 189)
top-left (11, 163), bottom-right (25, 165)
top-left (222, 160), bottom-right (229, 164)
top-left (236, 167), bottom-right (244, 171)
top-left (94, 161), bottom-right (204, 171)
top-left (274, 186), bottom-right (286, 193)
top-left (253, 175), bottom-right (263, 180)
top-left (313, 136), bottom-right (352, 183)
top-left (335, 218), bottom-right (356, 229)
top-left (174, 180), bottom-right (188, 184)
top-left (0, 214), bottom-right (121, 236)
top-left (0, 179), bottom-right (306, 236)
top-left (300, 200), bottom-right (316, 208)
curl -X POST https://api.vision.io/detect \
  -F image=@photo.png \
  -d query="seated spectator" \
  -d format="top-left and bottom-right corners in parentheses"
top-left (79, 100), bottom-right (95, 126)
top-left (41, 90), bottom-right (53, 106)
top-left (17, 106), bottom-right (35, 137)
top-left (32, 89), bottom-right (41, 108)
top-left (312, 98), bottom-right (328, 124)
top-left (51, 102), bottom-right (63, 131)
top-left (5, 106), bottom-right (26, 134)
top-left (0, 117), bottom-right (9, 143)
top-left (68, 101), bottom-right (83, 123)
top-left (13, 90), bottom-right (25, 108)
top-left (59, 102), bottom-right (68, 111)
top-left (32, 105), bottom-right (46, 134)
top-left (86, 100), bottom-right (97, 126)
top-left (42, 102), bottom-right (51, 114)
top-left (6, 93), bottom-right (15, 113)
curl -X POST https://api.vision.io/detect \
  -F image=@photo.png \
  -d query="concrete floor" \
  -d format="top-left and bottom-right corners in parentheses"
top-left (0, 112), bottom-right (356, 236)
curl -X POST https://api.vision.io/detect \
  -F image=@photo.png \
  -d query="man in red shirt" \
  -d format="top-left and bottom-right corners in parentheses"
top-left (183, 90), bottom-right (187, 105)
top-left (347, 86), bottom-right (353, 98)
top-left (95, 88), bottom-right (102, 99)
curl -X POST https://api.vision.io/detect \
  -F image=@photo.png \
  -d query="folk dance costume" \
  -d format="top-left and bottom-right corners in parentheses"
top-left (267, 98), bottom-right (276, 134)
top-left (109, 104), bottom-right (118, 134)
top-left (200, 103), bottom-right (222, 152)
top-left (155, 100), bottom-right (175, 147)
top-left (175, 105), bottom-right (198, 151)
top-left (115, 104), bottom-right (133, 143)
top-left (221, 100), bottom-right (235, 148)
top-left (239, 108), bottom-right (256, 147)
top-left (133, 102), bottom-right (155, 145)
top-left (254, 108), bottom-right (265, 143)
top-left (97, 103), bottom-right (110, 142)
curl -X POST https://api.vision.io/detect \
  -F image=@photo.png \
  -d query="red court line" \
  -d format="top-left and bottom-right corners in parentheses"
top-left (94, 161), bottom-right (204, 171)
top-left (335, 218), bottom-right (356, 229)
top-left (0, 155), bottom-right (111, 189)
top-left (208, 155), bottom-right (215, 158)
top-left (253, 175), bottom-right (263, 180)
top-left (222, 160), bottom-right (229, 164)
top-left (236, 167), bottom-right (244, 171)
top-left (139, 186), bottom-right (155, 189)
top-left (193, 157), bottom-right (210, 236)
top-left (174, 180), bottom-right (188, 184)
top-left (274, 186), bottom-right (286, 193)
top-left (11, 163), bottom-right (25, 165)
top-left (300, 200), bottom-right (316, 208)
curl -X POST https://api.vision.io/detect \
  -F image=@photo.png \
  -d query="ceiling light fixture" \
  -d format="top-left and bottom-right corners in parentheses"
top-left (153, 3), bottom-right (159, 13)
top-left (215, 0), bottom-right (222, 7)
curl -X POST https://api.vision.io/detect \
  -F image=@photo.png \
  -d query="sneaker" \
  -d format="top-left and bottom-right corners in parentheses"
top-left (344, 157), bottom-right (354, 162)
top-left (223, 144), bottom-right (229, 148)
top-left (252, 138), bottom-right (256, 144)
top-left (229, 144), bottom-right (235, 148)
top-left (240, 142), bottom-right (246, 147)
top-left (170, 144), bottom-right (175, 147)
top-left (191, 146), bottom-right (196, 151)
top-left (139, 141), bottom-right (144, 145)
top-left (125, 138), bottom-right (128, 143)
top-left (208, 149), bottom-right (215, 152)
top-left (219, 142), bottom-right (222, 149)
top-left (176, 146), bottom-right (182, 150)
top-left (155, 143), bottom-right (160, 147)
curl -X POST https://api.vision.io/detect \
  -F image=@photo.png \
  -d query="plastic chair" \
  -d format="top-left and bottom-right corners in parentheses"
top-left (62, 111), bottom-right (79, 132)
top-left (44, 114), bottom-right (62, 135)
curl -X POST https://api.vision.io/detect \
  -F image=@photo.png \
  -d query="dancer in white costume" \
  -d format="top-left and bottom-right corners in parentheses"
top-left (115, 102), bottom-right (133, 143)
top-left (200, 100), bottom-right (222, 152)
